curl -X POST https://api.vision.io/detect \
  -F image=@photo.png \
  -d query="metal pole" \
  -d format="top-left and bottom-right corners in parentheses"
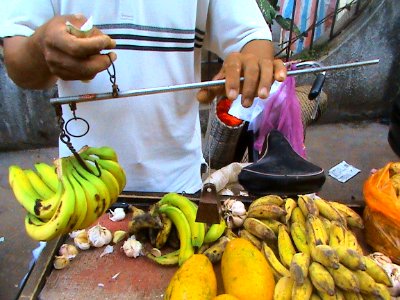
top-left (329, 0), bottom-right (340, 40)
top-left (50, 59), bottom-right (379, 106)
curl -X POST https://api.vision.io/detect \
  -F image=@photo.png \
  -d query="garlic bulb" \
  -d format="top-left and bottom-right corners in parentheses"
top-left (53, 255), bottom-right (70, 270)
top-left (122, 236), bottom-right (143, 258)
top-left (109, 208), bottom-right (126, 222)
top-left (59, 244), bottom-right (78, 260)
top-left (222, 199), bottom-right (247, 228)
top-left (87, 224), bottom-right (112, 248)
top-left (230, 201), bottom-right (246, 216)
top-left (74, 230), bottom-right (91, 250)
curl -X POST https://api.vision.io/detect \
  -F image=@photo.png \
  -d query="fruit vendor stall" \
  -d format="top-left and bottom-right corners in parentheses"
top-left (11, 149), bottom-right (400, 299)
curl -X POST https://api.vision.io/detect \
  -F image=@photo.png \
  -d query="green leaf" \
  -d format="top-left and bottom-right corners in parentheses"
top-left (258, 0), bottom-right (277, 24)
top-left (275, 15), bottom-right (301, 35)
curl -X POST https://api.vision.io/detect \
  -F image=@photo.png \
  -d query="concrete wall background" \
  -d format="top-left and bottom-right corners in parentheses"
top-left (0, 0), bottom-right (398, 151)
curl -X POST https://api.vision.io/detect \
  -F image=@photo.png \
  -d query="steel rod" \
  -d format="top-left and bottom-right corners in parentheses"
top-left (50, 59), bottom-right (379, 105)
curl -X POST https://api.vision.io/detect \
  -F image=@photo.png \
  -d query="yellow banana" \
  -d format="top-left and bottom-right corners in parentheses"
top-left (259, 219), bottom-right (283, 235)
top-left (9, 164), bottom-right (62, 220)
top-left (80, 152), bottom-right (126, 193)
top-left (34, 162), bottom-right (58, 192)
top-left (155, 213), bottom-right (173, 249)
top-left (327, 263), bottom-right (360, 293)
top-left (363, 256), bottom-right (392, 286)
top-left (319, 216), bottom-right (332, 233)
top-left (344, 228), bottom-right (363, 255)
top-left (306, 214), bottom-right (329, 246)
top-left (329, 201), bottom-right (364, 229)
top-left (329, 221), bottom-right (347, 248)
top-left (290, 207), bottom-right (306, 226)
top-left (243, 217), bottom-right (276, 241)
top-left (290, 221), bottom-right (310, 254)
top-left (277, 224), bottom-right (296, 268)
top-left (352, 270), bottom-right (380, 296)
top-left (247, 203), bottom-right (286, 220)
top-left (310, 293), bottom-right (322, 300)
top-left (238, 229), bottom-right (262, 250)
top-left (204, 218), bottom-right (226, 244)
top-left (290, 252), bottom-right (310, 285)
top-left (298, 194), bottom-right (319, 216)
top-left (248, 195), bottom-right (284, 209)
top-left (70, 157), bottom-right (111, 215)
top-left (291, 277), bottom-right (313, 300)
top-left (316, 290), bottom-right (336, 300)
top-left (262, 242), bottom-right (290, 278)
top-left (284, 197), bottom-right (297, 225)
top-left (24, 158), bottom-right (76, 241)
top-left (80, 145), bottom-right (119, 162)
top-left (203, 236), bottom-right (230, 264)
top-left (335, 245), bottom-right (366, 271)
top-left (274, 276), bottom-right (294, 300)
top-left (311, 244), bottom-right (340, 269)
top-left (63, 159), bottom-right (88, 232)
top-left (70, 165), bottom-right (104, 229)
top-left (340, 290), bottom-right (364, 300)
top-left (372, 283), bottom-right (392, 300)
top-left (146, 249), bottom-right (180, 266)
top-left (158, 205), bottom-right (194, 266)
top-left (309, 261), bottom-right (336, 296)
top-left (158, 193), bottom-right (205, 247)
top-left (24, 169), bottom-right (55, 199)
top-left (314, 197), bottom-right (346, 224)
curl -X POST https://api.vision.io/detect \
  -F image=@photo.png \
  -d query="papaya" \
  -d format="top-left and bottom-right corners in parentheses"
top-left (164, 254), bottom-right (217, 300)
top-left (221, 238), bottom-right (275, 300)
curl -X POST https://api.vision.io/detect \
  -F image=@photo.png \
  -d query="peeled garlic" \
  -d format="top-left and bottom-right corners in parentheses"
top-left (100, 245), bottom-right (114, 258)
top-left (88, 224), bottom-right (112, 247)
top-left (59, 244), bottom-right (79, 260)
top-left (112, 230), bottom-right (128, 244)
top-left (109, 208), bottom-right (126, 222)
top-left (122, 236), bottom-right (143, 258)
top-left (74, 230), bottom-right (91, 250)
top-left (53, 255), bottom-right (70, 270)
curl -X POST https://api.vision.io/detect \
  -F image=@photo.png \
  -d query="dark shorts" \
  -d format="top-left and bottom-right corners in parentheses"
top-left (389, 97), bottom-right (400, 157)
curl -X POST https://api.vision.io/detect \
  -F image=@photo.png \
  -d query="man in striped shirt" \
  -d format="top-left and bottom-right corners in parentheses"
top-left (1, 0), bottom-right (286, 193)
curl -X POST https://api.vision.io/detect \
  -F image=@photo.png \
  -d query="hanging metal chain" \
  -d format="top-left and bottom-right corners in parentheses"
top-left (106, 53), bottom-right (119, 97)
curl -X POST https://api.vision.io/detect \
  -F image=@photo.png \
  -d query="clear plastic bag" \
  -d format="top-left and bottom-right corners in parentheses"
top-left (253, 70), bottom-right (306, 158)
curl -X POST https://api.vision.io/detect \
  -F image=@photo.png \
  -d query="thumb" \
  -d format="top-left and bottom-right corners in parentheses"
top-left (196, 88), bottom-right (216, 104)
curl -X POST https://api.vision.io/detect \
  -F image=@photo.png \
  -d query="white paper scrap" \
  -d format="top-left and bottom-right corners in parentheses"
top-left (329, 161), bottom-right (361, 183)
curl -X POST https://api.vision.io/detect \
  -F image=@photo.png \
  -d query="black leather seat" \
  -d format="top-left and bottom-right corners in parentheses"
top-left (238, 130), bottom-right (326, 196)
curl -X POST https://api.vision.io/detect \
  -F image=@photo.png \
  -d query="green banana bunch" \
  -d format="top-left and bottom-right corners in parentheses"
top-left (158, 204), bottom-right (194, 266)
top-left (33, 162), bottom-right (58, 192)
top-left (157, 193), bottom-right (205, 247)
top-left (24, 158), bottom-right (76, 241)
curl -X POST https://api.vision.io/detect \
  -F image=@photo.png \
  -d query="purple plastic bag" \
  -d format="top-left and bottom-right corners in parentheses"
top-left (253, 74), bottom-right (306, 158)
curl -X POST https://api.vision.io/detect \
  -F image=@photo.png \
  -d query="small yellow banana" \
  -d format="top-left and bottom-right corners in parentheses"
top-left (335, 245), bottom-right (366, 271)
top-left (262, 242), bottom-right (290, 278)
top-left (314, 197), bottom-right (345, 223)
top-left (290, 221), bottom-right (310, 254)
top-left (327, 263), bottom-right (360, 293)
top-left (329, 201), bottom-right (364, 229)
top-left (277, 224), bottom-right (296, 268)
top-left (309, 261), bottom-right (336, 296)
top-left (259, 219), bottom-right (283, 234)
top-left (310, 293), bottom-right (322, 300)
top-left (243, 217), bottom-right (276, 240)
top-left (306, 214), bottom-right (329, 246)
top-left (249, 195), bottom-right (284, 209)
top-left (329, 221), bottom-right (347, 248)
top-left (290, 252), bottom-right (310, 285)
top-left (363, 256), bottom-right (392, 286)
top-left (298, 194), bottom-right (319, 216)
top-left (344, 228), bottom-right (364, 255)
top-left (247, 203), bottom-right (286, 220)
top-left (274, 276), bottom-right (294, 300)
top-left (291, 277), bottom-right (313, 300)
top-left (203, 236), bottom-right (230, 264)
top-left (372, 283), bottom-right (392, 300)
top-left (284, 197), bottom-right (297, 225)
top-left (311, 244), bottom-right (340, 269)
top-left (155, 213), bottom-right (173, 249)
top-left (290, 206), bottom-right (306, 226)
top-left (340, 290), bottom-right (364, 300)
top-left (352, 269), bottom-right (380, 296)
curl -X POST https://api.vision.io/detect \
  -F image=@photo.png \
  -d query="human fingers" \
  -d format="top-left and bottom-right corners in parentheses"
top-left (196, 70), bottom-right (225, 104)
top-left (222, 52), bottom-right (242, 101)
top-left (240, 53), bottom-right (261, 107)
top-left (45, 49), bottom-right (117, 81)
top-left (257, 58), bottom-right (274, 99)
top-left (273, 59), bottom-right (287, 82)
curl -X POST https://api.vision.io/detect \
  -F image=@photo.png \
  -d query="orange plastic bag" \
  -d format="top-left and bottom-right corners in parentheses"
top-left (363, 162), bottom-right (400, 263)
